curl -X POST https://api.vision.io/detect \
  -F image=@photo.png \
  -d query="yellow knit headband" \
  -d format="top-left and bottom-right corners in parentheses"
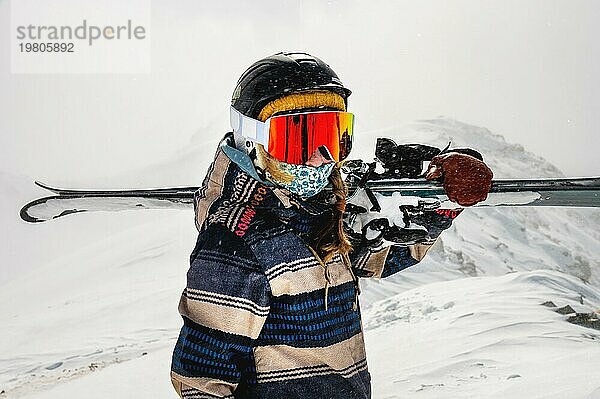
top-left (257, 90), bottom-right (346, 122)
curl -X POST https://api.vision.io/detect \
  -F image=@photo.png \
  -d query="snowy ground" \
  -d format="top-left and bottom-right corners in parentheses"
top-left (1, 119), bottom-right (599, 398)
top-left (365, 271), bottom-right (600, 399)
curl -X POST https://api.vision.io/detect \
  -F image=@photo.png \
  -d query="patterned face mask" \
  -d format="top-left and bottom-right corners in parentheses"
top-left (271, 161), bottom-right (335, 198)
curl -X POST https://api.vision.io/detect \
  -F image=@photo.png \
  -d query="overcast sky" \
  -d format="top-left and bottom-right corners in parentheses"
top-left (1, 0), bottom-right (599, 185)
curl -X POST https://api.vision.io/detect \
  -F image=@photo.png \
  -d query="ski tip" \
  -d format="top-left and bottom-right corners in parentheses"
top-left (19, 202), bottom-right (43, 223)
top-left (35, 181), bottom-right (53, 190)
top-left (34, 181), bottom-right (64, 195)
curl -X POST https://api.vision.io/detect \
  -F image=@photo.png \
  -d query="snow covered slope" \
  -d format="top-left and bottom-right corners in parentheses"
top-left (1, 118), bottom-right (599, 398)
top-left (0, 212), bottom-right (194, 398)
top-left (365, 270), bottom-right (600, 399)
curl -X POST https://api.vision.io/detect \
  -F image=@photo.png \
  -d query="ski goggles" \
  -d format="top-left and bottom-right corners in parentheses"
top-left (230, 106), bottom-right (354, 165)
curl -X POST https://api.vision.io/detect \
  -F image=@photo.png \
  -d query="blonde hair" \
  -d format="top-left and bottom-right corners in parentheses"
top-left (312, 163), bottom-right (352, 263)
top-left (255, 145), bottom-right (294, 184)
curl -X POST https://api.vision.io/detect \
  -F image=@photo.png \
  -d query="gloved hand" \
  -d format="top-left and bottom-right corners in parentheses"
top-left (345, 191), bottom-right (446, 248)
top-left (425, 152), bottom-right (493, 206)
top-left (358, 216), bottom-right (429, 248)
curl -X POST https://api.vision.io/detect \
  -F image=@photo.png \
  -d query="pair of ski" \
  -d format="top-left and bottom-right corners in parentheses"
top-left (19, 138), bottom-right (600, 223)
top-left (20, 176), bottom-right (600, 223)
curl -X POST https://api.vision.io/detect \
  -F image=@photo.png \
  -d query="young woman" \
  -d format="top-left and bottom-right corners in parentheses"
top-left (170, 52), bottom-right (493, 399)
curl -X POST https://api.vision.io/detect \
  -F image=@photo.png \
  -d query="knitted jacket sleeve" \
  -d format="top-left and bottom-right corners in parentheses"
top-left (348, 209), bottom-right (462, 279)
top-left (170, 223), bottom-right (270, 398)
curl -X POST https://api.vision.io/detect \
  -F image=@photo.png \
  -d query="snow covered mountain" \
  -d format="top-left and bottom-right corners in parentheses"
top-left (357, 119), bottom-right (600, 304)
top-left (1, 118), bottom-right (599, 398)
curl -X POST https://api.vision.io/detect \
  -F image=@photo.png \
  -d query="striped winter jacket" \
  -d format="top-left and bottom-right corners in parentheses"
top-left (170, 134), bottom-right (458, 399)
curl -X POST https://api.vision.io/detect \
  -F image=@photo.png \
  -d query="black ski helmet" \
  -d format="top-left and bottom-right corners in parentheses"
top-left (231, 52), bottom-right (352, 119)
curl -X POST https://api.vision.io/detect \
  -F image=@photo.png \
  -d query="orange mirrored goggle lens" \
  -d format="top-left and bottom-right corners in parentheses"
top-left (266, 111), bottom-right (354, 165)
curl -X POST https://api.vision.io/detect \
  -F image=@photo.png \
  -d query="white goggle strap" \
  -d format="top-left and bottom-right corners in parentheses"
top-left (229, 106), bottom-right (269, 148)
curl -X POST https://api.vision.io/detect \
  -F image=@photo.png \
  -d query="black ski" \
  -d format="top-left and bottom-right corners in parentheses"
top-left (20, 176), bottom-right (600, 223)
top-left (20, 137), bottom-right (600, 223)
